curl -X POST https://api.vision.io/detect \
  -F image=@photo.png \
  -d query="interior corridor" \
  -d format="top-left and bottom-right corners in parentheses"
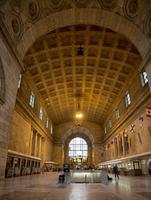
top-left (0, 1), bottom-right (151, 199)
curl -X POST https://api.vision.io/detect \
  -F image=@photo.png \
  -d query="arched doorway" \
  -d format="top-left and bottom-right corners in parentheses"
top-left (62, 126), bottom-right (95, 169)
top-left (64, 135), bottom-right (92, 170)
top-left (68, 137), bottom-right (88, 169)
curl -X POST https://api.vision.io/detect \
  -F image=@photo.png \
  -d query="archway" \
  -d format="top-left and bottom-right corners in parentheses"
top-left (62, 126), bottom-right (95, 168)
top-left (0, 0), bottom-right (150, 181)
top-left (18, 8), bottom-right (150, 60)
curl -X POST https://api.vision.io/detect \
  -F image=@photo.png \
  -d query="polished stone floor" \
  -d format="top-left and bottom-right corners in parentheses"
top-left (0, 172), bottom-right (151, 200)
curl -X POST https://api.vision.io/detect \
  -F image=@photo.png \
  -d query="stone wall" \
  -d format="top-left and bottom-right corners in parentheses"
top-left (104, 70), bottom-right (150, 137)
top-left (8, 111), bottom-right (31, 155)
top-left (9, 109), bottom-right (53, 164)
top-left (52, 144), bottom-right (63, 165)
top-left (54, 121), bottom-right (103, 143)
top-left (102, 69), bottom-right (151, 162)
top-left (43, 136), bottom-right (53, 163)
top-left (7, 70), bottom-right (54, 164)
top-left (0, 34), bottom-right (20, 179)
top-left (103, 106), bottom-right (151, 162)
top-left (53, 121), bottom-right (104, 165)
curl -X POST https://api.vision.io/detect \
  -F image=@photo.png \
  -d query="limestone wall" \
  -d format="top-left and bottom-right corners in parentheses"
top-left (8, 111), bottom-right (31, 155)
top-left (43, 136), bottom-right (53, 163)
top-left (0, 34), bottom-right (20, 179)
top-left (6, 70), bottom-right (54, 164)
top-left (54, 121), bottom-right (103, 143)
top-left (102, 69), bottom-right (151, 162)
top-left (52, 144), bottom-right (63, 165)
top-left (9, 110), bottom-right (53, 164)
top-left (104, 72), bottom-right (150, 135)
top-left (103, 108), bottom-right (151, 161)
top-left (53, 121), bottom-right (104, 165)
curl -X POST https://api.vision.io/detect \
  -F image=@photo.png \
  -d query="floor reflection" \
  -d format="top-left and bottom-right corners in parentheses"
top-left (0, 172), bottom-right (151, 200)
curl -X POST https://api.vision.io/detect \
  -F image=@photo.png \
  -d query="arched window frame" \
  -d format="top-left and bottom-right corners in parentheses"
top-left (68, 137), bottom-right (88, 162)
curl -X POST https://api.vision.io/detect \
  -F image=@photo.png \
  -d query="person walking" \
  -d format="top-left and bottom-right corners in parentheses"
top-left (113, 165), bottom-right (119, 179)
top-left (58, 171), bottom-right (65, 183)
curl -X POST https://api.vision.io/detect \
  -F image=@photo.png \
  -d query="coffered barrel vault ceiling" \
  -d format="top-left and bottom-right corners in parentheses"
top-left (23, 25), bottom-right (141, 125)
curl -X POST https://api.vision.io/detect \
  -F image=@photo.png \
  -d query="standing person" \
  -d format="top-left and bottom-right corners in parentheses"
top-left (58, 171), bottom-right (65, 183)
top-left (41, 164), bottom-right (45, 174)
top-left (113, 165), bottom-right (119, 179)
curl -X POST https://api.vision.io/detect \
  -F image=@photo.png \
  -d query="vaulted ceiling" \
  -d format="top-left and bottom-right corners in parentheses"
top-left (23, 25), bottom-right (141, 125)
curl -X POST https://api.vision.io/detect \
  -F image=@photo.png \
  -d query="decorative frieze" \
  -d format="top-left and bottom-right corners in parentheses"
top-left (0, 0), bottom-right (151, 44)
top-left (28, 0), bottom-right (41, 23)
top-left (11, 11), bottom-right (23, 39)
top-left (97, 0), bottom-right (117, 10)
top-left (123, 0), bottom-right (138, 20)
top-left (143, 9), bottom-right (151, 37)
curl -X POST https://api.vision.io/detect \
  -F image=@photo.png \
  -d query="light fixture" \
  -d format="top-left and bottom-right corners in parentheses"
top-left (74, 111), bottom-right (84, 127)
top-left (74, 90), bottom-right (84, 126)
top-left (77, 45), bottom-right (84, 56)
top-left (75, 112), bottom-right (83, 119)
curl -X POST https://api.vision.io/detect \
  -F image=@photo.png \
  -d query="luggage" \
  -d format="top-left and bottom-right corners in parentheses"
top-left (107, 176), bottom-right (112, 181)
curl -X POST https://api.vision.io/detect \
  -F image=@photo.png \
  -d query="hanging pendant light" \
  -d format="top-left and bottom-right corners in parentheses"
top-left (77, 45), bottom-right (84, 56)
top-left (74, 91), bottom-right (84, 126)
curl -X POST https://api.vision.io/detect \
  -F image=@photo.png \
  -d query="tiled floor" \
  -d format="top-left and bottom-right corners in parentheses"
top-left (0, 172), bottom-right (151, 200)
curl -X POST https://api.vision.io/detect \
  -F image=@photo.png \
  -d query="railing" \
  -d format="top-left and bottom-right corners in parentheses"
top-left (70, 170), bottom-right (107, 183)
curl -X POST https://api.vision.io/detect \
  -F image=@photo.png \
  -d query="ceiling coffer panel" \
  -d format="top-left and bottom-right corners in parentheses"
top-left (24, 25), bottom-right (141, 125)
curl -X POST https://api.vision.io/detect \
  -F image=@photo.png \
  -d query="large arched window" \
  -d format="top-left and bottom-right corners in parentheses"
top-left (69, 137), bottom-right (88, 163)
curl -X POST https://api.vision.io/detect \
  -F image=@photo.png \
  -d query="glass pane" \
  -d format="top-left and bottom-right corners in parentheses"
top-left (83, 145), bottom-right (87, 150)
top-left (68, 137), bottom-right (88, 162)
top-left (76, 144), bottom-right (80, 150)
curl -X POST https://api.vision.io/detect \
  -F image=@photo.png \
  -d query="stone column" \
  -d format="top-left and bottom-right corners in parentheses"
top-left (30, 128), bottom-right (34, 155)
top-left (92, 145), bottom-right (95, 165)
top-left (61, 145), bottom-right (64, 165)
top-left (128, 135), bottom-right (131, 154)
top-left (122, 135), bottom-right (125, 156)
top-left (31, 130), bottom-right (36, 156)
top-left (39, 136), bottom-right (42, 158)
top-left (34, 133), bottom-right (38, 157)
top-left (89, 146), bottom-right (92, 165)
top-left (117, 136), bottom-right (120, 157)
top-left (37, 134), bottom-right (40, 157)
top-left (114, 142), bottom-right (118, 158)
top-left (118, 135), bottom-right (124, 157)
top-left (41, 138), bottom-right (45, 163)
